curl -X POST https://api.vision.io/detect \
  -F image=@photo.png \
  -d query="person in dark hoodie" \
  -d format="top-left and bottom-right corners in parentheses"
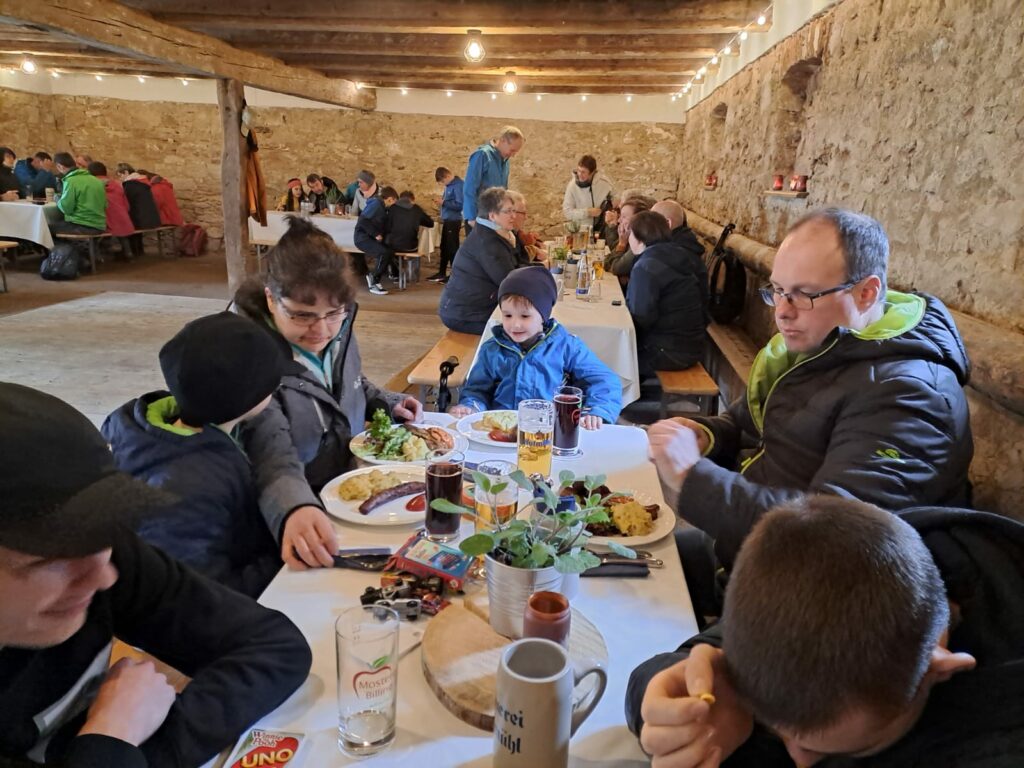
top-left (386, 190), bottom-right (434, 254)
top-left (0, 382), bottom-right (311, 768)
top-left (116, 162), bottom-right (162, 258)
top-left (627, 495), bottom-right (1024, 768)
top-left (355, 185), bottom-right (399, 296)
top-left (0, 147), bottom-right (22, 199)
top-left (102, 312), bottom-right (289, 597)
top-left (626, 209), bottom-right (707, 376)
top-left (648, 207), bottom-right (973, 619)
top-left (652, 199), bottom-right (708, 317)
top-left (233, 217), bottom-right (423, 571)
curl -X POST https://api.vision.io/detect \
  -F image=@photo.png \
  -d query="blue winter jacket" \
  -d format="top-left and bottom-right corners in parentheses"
top-left (102, 392), bottom-right (281, 597)
top-left (462, 142), bottom-right (510, 221)
top-left (354, 195), bottom-right (388, 248)
top-left (459, 321), bottom-right (622, 423)
top-left (441, 175), bottom-right (465, 221)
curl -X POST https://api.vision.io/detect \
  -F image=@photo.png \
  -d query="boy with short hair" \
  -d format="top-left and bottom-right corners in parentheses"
top-left (355, 184), bottom-right (399, 296)
top-left (450, 267), bottom-right (621, 427)
top-left (627, 495), bottom-right (1024, 767)
top-left (102, 312), bottom-right (292, 596)
top-left (430, 166), bottom-right (464, 282)
top-left (385, 189), bottom-right (434, 254)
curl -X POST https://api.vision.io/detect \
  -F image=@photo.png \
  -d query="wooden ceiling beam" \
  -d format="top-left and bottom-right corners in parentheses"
top-left (310, 61), bottom-right (699, 78)
top-left (354, 73), bottom-right (691, 89)
top-left (147, 0), bottom-right (767, 35)
top-left (0, 0), bottom-right (375, 109)
top-left (378, 82), bottom-right (686, 95)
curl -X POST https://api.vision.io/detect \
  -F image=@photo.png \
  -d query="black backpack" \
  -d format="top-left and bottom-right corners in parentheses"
top-left (706, 223), bottom-right (746, 324)
top-left (40, 243), bottom-right (80, 281)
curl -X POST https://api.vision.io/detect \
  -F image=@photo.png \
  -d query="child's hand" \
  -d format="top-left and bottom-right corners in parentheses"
top-left (581, 414), bottom-right (603, 430)
top-left (448, 404), bottom-right (476, 418)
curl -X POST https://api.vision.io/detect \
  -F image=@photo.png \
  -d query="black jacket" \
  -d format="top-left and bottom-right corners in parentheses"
top-left (0, 165), bottom-right (23, 197)
top-left (438, 224), bottom-right (519, 334)
top-left (626, 507), bottom-right (1024, 768)
top-left (385, 198), bottom-right (433, 252)
top-left (101, 392), bottom-right (281, 597)
top-left (680, 292), bottom-right (973, 570)
top-left (354, 197), bottom-right (388, 249)
top-left (670, 225), bottom-right (708, 318)
top-left (625, 241), bottom-right (707, 374)
top-left (0, 527), bottom-right (310, 768)
top-left (122, 179), bottom-right (162, 230)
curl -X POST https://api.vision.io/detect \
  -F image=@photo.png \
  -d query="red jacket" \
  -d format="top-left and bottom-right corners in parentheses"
top-left (150, 177), bottom-right (184, 226)
top-left (102, 178), bottom-right (135, 236)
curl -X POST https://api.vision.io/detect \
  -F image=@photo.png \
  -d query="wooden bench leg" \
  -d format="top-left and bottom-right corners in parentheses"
top-left (88, 239), bottom-right (98, 274)
top-left (156, 230), bottom-right (165, 259)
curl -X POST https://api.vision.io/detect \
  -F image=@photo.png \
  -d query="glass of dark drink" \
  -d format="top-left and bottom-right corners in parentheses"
top-left (553, 386), bottom-right (583, 457)
top-left (425, 450), bottom-right (464, 542)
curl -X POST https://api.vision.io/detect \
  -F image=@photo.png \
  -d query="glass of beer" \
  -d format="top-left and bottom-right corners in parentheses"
top-left (517, 400), bottom-right (554, 479)
top-left (553, 386), bottom-right (583, 457)
top-left (425, 450), bottom-right (463, 542)
top-left (474, 460), bottom-right (518, 532)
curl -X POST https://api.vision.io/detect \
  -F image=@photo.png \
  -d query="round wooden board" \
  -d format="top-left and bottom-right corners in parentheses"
top-left (421, 599), bottom-right (609, 732)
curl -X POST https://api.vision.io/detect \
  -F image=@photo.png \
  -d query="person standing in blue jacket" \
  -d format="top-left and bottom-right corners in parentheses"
top-left (461, 126), bottom-right (525, 232)
top-left (429, 166), bottom-right (464, 282)
top-left (449, 267), bottom-right (622, 427)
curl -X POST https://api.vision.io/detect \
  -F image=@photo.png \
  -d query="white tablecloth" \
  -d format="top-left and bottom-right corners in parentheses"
top-left (0, 200), bottom-right (59, 249)
top-left (250, 211), bottom-right (438, 256)
top-left (472, 274), bottom-right (642, 405)
top-left (238, 425), bottom-right (695, 767)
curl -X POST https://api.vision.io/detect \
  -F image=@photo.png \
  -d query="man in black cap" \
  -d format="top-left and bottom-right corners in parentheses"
top-left (0, 382), bottom-right (311, 767)
top-left (103, 312), bottom-right (293, 596)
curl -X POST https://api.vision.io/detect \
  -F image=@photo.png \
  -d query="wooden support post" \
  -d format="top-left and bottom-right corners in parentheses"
top-left (218, 78), bottom-right (249, 297)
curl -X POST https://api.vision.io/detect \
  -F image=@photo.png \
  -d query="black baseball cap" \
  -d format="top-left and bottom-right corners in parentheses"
top-left (0, 382), bottom-right (175, 558)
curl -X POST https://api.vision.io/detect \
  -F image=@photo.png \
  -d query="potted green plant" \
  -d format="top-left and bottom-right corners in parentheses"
top-left (431, 469), bottom-right (635, 638)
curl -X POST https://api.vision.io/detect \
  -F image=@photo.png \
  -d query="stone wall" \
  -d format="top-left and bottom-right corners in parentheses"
top-left (676, 0), bottom-right (1024, 515)
top-left (0, 86), bottom-right (683, 241)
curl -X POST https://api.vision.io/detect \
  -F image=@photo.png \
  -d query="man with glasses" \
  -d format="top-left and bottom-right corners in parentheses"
top-left (461, 126), bottom-right (525, 232)
top-left (647, 207), bottom-right (973, 615)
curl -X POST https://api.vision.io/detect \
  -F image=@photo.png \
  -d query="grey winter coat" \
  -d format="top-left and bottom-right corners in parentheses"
top-left (676, 291), bottom-right (974, 570)
top-left (233, 285), bottom-right (403, 541)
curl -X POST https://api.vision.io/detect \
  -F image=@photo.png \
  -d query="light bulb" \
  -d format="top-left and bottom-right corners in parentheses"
top-left (180, 78), bottom-right (188, 86)
top-left (671, 94), bottom-right (677, 102)
top-left (536, 94), bottom-right (542, 101)
top-left (446, 90), bottom-right (453, 97)
top-left (400, 87), bottom-right (408, 95)
top-left (723, 45), bottom-right (732, 55)
top-left (698, 66), bottom-right (707, 75)
top-left (464, 30), bottom-right (485, 63)
top-left (757, 14), bottom-right (766, 25)
top-left (137, 75), bottom-right (146, 83)
top-left (355, 82), bottom-right (363, 90)
top-left (626, 94), bottom-right (632, 102)
top-left (502, 71), bottom-right (517, 94)
top-left (695, 72), bottom-right (702, 80)
top-left (491, 93), bottom-right (497, 100)
top-left (51, 70), bottom-right (60, 78)
top-left (711, 55), bottom-right (719, 65)
top-left (95, 74), bottom-right (103, 81)
top-left (740, 31), bottom-right (749, 41)
top-left (581, 94), bottom-right (587, 101)
top-left (21, 59), bottom-right (37, 74)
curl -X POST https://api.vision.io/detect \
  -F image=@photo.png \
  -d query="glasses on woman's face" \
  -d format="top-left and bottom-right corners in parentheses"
top-left (276, 299), bottom-right (347, 327)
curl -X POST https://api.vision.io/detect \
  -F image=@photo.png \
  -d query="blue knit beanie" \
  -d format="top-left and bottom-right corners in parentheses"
top-left (497, 266), bottom-right (558, 321)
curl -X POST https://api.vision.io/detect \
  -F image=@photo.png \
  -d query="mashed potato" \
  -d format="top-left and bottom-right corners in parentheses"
top-left (338, 470), bottom-right (405, 500)
top-left (610, 501), bottom-right (654, 536)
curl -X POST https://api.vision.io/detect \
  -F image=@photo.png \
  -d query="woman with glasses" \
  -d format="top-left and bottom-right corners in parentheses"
top-left (233, 216), bottom-right (423, 570)
top-left (439, 186), bottom-right (522, 334)
top-left (625, 210), bottom-right (707, 378)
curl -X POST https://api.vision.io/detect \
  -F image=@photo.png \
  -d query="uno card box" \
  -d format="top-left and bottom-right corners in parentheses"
top-left (227, 728), bottom-right (306, 768)
top-left (388, 532), bottom-right (475, 590)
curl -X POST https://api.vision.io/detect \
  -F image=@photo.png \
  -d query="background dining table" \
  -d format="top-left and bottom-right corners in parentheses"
top-left (250, 211), bottom-right (438, 256)
top-left (0, 200), bottom-right (61, 249)
top-left (208, 422), bottom-right (696, 767)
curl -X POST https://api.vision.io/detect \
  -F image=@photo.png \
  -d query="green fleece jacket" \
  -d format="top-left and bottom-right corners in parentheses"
top-left (57, 167), bottom-right (107, 230)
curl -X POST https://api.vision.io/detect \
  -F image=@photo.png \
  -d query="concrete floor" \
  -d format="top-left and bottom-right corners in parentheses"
top-left (0, 249), bottom-right (445, 425)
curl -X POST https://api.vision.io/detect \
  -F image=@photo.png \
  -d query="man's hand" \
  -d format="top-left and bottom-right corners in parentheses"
top-left (448, 404), bottom-right (476, 418)
top-left (604, 209), bottom-right (619, 227)
top-left (393, 396), bottom-right (424, 423)
top-left (1, 190), bottom-right (19, 201)
top-left (581, 414), bottom-right (603, 430)
top-left (670, 417), bottom-right (710, 453)
top-left (282, 506), bottom-right (338, 569)
top-left (640, 645), bottom-right (753, 768)
top-left (648, 419), bottom-right (704, 492)
top-left (587, 207), bottom-right (602, 218)
top-left (78, 658), bottom-right (176, 747)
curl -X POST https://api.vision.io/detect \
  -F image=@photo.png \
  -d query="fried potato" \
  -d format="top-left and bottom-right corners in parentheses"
top-left (610, 500), bottom-right (654, 536)
top-left (338, 470), bottom-right (405, 500)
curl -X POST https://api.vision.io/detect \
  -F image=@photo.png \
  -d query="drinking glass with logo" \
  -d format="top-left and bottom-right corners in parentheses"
top-left (474, 460), bottom-right (518, 532)
top-left (552, 386), bottom-right (583, 457)
top-left (336, 605), bottom-right (400, 757)
top-left (517, 400), bottom-right (554, 479)
top-left (425, 449), bottom-right (463, 542)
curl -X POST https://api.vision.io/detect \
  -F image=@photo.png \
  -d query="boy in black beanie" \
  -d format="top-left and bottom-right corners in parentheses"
top-left (102, 312), bottom-right (293, 596)
top-left (450, 266), bottom-right (622, 426)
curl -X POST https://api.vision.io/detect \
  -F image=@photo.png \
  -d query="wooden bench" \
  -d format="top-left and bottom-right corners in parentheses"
top-left (705, 321), bottom-right (759, 405)
top-left (407, 330), bottom-right (482, 404)
top-left (134, 225), bottom-right (178, 258)
top-left (396, 251), bottom-right (420, 290)
top-left (656, 364), bottom-right (720, 417)
top-left (55, 232), bottom-right (110, 274)
top-left (0, 240), bottom-right (15, 292)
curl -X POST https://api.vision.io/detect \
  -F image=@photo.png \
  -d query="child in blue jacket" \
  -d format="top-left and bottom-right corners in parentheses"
top-left (449, 267), bottom-right (622, 426)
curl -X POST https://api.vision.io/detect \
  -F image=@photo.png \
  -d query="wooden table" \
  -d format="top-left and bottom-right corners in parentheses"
top-left (227, 424), bottom-right (696, 766)
top-left (0, 200), bottom-right (60, 249)
top-left (249, 211), bottom-right (438, 256)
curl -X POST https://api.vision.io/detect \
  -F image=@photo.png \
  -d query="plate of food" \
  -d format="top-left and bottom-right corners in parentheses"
top-left (321, 465), bottom-right (428, 526)
top-left (351, 409), bottom-right (467, 465)
top-left (562, 481), bottom-right (675, 547)
top-left (455, 410), bottom-right (518, 448)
